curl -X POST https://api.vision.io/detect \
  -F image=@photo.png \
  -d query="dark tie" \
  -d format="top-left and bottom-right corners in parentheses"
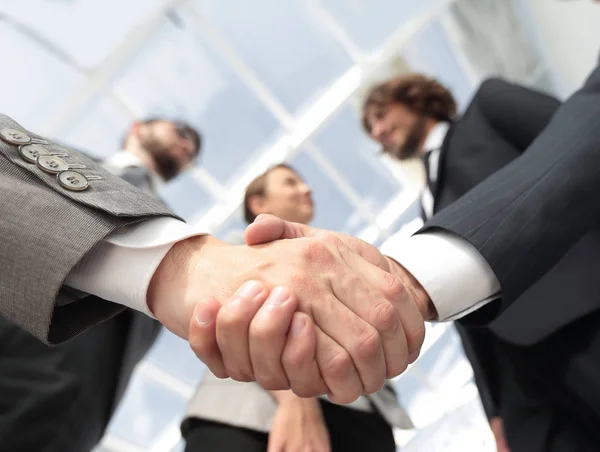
top-left (422, 150), bottom-right (437, 195)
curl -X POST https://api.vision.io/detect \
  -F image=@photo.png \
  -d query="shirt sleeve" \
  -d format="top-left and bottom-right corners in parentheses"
top-left (64, 218), bottom-right (206, 317)
top-left (380, 231), bottom-right (501, 321)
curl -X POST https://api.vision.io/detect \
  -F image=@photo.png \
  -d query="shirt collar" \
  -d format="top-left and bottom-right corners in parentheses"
top-left (422, 121), bottom-right (450, 154)
top-left (104, 151), bottom-right (145, 170)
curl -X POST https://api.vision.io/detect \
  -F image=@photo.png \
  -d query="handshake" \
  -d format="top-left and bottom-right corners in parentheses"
top-left (147, 214), bottom-right (435, 404)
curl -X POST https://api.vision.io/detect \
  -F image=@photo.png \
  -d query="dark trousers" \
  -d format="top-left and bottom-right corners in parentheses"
top-left (483, 311), bottom-right (600, 452)
top-left (0, 315), bottom-right (126, 452)
top-left (182, 399), bottom-right (396, 452)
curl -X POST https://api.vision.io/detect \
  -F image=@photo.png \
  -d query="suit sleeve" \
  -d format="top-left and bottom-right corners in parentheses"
top-left (0, 114), bottom-right (178, 344)
top-left (422, 65), bottom-right (600, 321)
top-left (477, 78), bottom-right (561, 151)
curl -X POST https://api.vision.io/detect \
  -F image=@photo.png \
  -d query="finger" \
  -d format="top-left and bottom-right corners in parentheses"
top-left (314, 326), bottom-right (363, 404)
top-left (282, 313), bottom-right (329, 398)
top-left (216, 280), bottom-right (269, 381)
top-left (189, 298), bottom-right (228, 378)
top-left (333, 240), bottom-right (424, 378)
top-left (249, 286), bottom-right (297, 390)
top-left (311, 289), bottom-right (387, 396)
top-left (245, 213), bottom-right (315, 245)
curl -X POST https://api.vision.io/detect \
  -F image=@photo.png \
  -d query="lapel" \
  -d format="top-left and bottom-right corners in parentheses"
top-left (430, 122), bottom-right (456, 215)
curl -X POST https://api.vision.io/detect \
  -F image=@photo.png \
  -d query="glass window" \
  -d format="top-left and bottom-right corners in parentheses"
top-left (0, 21), bottom-right (84, 132)
top-left (403, 21), bottom-right (475, 110)
top-left (145, 329), bottom-right (207, 387)
top-left (158, 172), bottom-right (215, 222)
top-left (107, 375), bottom-right (187, 449)
top-left (311, 104), bottom-right (403, 215)
top-left (2, 0), bottom-right (166, 68)
top-left (321, 0), bottom-right (441, 51)
top-left (112, 17), bottom-right (283, 185)
top-left (289, 150), bottom-right (368, 235)
top-left (216, 208), bottom-right (248, 244)
top-left (191, 0), bottom-right (354, 113)
top-left (58, 96), bottom-right (133, 159)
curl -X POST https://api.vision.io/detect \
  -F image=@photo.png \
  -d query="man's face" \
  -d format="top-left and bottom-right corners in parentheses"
top-left (138, 121), bottom-right (198, 181)
top-left (365, 103), bottom-right (428, 160)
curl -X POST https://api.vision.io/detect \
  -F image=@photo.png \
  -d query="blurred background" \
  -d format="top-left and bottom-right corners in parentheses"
top-left (1, 0), bottom-right (599, 450)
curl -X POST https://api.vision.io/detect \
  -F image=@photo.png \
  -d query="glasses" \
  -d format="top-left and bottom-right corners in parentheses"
top-left (174, 122), bottom-right (201, 157)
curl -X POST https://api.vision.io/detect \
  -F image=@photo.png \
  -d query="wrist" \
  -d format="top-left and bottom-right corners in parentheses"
top-left (271, 391), bottom-right (321, 411)
top-left (385, 255), bottom-right (437, 320)
top-left (147, 234), bottom-right (223, 338)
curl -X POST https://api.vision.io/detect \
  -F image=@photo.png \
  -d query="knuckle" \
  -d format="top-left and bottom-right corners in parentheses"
top-left (302, 241), bottom-right (334, 266)
top-left (381, 271), bottom-right (404, 298)
top-left (371, 300), bottom-right (400, 334)
top-left (320, 349), bottom-right (354, 380)
top-left (405, 321), bottom-right (426, 352)
top-left (352, 326), bottom-right (382, 361)
top-left (217, 308), bottom-right (244, 330)
top-left (249, 317), bottom-right (278, 343)
top-left (386, 348), bottom-right (409, 378)
top-left (363, 374), bottom-right (386, 395)
top-left (282, 342), bottom-right (309, 371)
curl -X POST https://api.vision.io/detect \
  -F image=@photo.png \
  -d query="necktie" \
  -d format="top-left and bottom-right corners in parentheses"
top-left (420, 148), bottom-right (440, 220)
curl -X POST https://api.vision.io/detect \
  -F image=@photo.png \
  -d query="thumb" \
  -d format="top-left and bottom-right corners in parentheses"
top-left (245, 213), bottom-right (314, 245)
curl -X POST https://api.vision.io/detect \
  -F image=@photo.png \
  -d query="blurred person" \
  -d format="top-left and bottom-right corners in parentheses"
top-left (181, 164), bottom-right (412, 452)
top-left (0, 112), bottom-right (427, 451)
top-left (230, 72), bottom-right (600, 452)
top-left (0, 117), bottom-right (201, 451)
top-left (361, 74), bottom-right (557, 452)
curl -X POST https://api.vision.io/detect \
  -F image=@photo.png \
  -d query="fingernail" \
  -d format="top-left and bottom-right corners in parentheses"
top-left (236, 281), bottom-right (263, 300)
top-left (267, 287), bottom-right (290, 307)
top-left (289, 317), bottom-right (305, 336)
top-left (195, 308), bottom-right (214, 326)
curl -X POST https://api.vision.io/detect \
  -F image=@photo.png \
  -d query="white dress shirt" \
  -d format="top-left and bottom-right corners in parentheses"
top-left (66, 142), bottom-right (501, 322)
top-left (381, 122), bottom-right (501, 321)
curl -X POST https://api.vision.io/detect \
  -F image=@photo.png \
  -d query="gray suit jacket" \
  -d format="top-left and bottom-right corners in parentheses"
top-left (0, 113), bottom-right (176, 344)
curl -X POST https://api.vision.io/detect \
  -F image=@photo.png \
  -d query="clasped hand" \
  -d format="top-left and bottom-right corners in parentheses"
top-left (149, 214), bottom-right (430, 403)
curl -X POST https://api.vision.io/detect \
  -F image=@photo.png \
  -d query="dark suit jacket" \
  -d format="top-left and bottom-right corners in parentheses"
top-left (424, 79), bottom-right (561, 423)
top-left (423, 65), bottom-right (600, 343)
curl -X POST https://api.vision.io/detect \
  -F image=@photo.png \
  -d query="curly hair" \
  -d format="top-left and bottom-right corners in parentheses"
top-left (362, 74), bottom-right (457, 133)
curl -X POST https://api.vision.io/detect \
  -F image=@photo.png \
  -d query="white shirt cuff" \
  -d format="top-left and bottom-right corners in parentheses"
top-left (381, 231), bottom-right (501, 321)
top-left (65, 218), bottom-right (206, 317)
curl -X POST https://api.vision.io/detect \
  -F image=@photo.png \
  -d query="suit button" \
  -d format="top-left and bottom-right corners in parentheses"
top-left (18, 144), bottom-right (50, 163)
top-left (0, 128), bottom-right (31, 145)
top-left (36, 155), bottom-right (69, 174)
top-left (57, 171), bottom-right (89, 191)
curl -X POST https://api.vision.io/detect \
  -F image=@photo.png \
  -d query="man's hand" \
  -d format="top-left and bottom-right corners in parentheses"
top-left (490, 417), bottom-right (510, 452)
top-left (268, 391), bottom-right (331, 452)
top-left (150, 231), bottom-right (423, 403)
top-left (245, 214), bottom-right (435, 320)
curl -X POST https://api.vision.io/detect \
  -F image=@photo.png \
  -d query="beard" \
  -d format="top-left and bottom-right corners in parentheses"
top-left (390, 117), bottom-right (428, 160)
top-left (140, 136), bottom-right (180, 181)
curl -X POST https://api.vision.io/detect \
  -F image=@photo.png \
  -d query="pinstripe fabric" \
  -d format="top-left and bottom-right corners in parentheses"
top-left (423, 68), bottom-right (600, 333)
